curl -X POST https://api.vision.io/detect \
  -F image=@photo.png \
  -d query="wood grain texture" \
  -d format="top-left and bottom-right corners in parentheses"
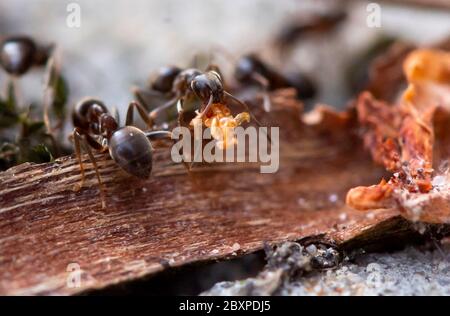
top-left (0, 89), bottom-right (427, 295)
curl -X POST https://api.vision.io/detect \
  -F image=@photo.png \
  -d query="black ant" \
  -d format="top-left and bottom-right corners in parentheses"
top-left (0, 35), bottom-right (52, 76)
top-left (132, 65), bottom-right (181, 116)
top-left (71, 98), bottom-right (175, 208)
top-left (133, 64), bottom-right (271, 169)
top-left (234, 54), bottom-right (316, 111)
top-left (134, 65), bottom-right (263, 131)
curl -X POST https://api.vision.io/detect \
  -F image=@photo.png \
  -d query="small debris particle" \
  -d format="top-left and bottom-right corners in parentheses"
top-left (366, 212), bottom-right (376, 220)
top-left (366, 262), bottom-right (382, 273)
top-left (432, 175), bottom-right (446, 188)
top-left (329, 194), bottom-right (338, 203)
top-left (297, 197), bottom-right (306, 207)
top-left (306, 245), bottom-right (317, 255)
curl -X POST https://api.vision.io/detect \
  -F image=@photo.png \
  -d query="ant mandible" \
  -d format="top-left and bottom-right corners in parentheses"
top-left (71, 98), bottom-right (174, 208)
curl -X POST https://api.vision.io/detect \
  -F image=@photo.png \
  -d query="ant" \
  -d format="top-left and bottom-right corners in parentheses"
top-left (133, 64), bottom-right (272, 168)
top-left (134, 66), bottom-right (203, 126)
top-left (0, 35), bottom-right (61, 146)
top-left (273, 10), bottom-right (347, 58)
top-left (134, 65), bottom-right (265, 142)
top-left (71, 98), bottom-right (175, 208)
top-left (234, 54), bottom-right (316, 111)
top-left (0, 35), bottom-right (52, 76)
top-left (132, 65), bottom-right (181, 116)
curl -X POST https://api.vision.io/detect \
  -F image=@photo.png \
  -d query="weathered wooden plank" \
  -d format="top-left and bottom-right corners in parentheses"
top-left (0, 89), bottom-right (425, 295)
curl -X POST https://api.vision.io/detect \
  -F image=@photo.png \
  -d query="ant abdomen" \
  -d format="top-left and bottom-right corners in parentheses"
top-left (0, 36), bottom-right (37, 76)
top-left (150, 66), bottom-right (182, 93)
top-left (0, 35), bottom-right (53, 76)
top-left (235, 54), bottom-right (271, 83)
top-left (108, 126), bottom-right (154, 179)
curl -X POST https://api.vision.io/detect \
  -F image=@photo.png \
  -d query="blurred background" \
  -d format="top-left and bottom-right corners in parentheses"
top-left (0, 0), bottom-right (449, 116)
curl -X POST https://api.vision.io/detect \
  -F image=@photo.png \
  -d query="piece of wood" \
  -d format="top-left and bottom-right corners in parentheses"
top-left (0, 89), bottom-right (440, 295)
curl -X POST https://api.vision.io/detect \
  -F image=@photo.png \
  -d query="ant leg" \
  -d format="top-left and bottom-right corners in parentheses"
top-left (132, 86), bottom-right (167, 110)
top-left (82, 138), bottom-right (107, 209)
top-left (72, 128), bottom-right (86, 192)
top-left (175, 99), bottom-right (194, 172)
top-left (223, 91), bottom-right (264, 127)
top-left (126, 99), bottom-right (179, 130)
top-left (111, 106), bottom-right (120, 125)
top-left (251, 73), bottom-right (271, 112)
top-left (188, 95), bottom-right (209, 169)
top-left (148, 97), bottom-right (178, 124)
top-left (125, 101), bottom-right (154, 129)
top-left (72, 128), bottom-right (106, 208)
top-left (145, 130), bottom-right (173, 141)
top-left (144, 130), bottom-right (191, 172)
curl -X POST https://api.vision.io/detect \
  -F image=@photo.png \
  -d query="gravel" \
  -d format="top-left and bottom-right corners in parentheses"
top-left (203, 242), bottom-right (450, 296)
top-left (281, 245), bottom-right (450, 296)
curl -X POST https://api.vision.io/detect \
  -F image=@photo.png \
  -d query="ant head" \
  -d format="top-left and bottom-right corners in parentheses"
top-left (0, 36), bottom-right (37, 76)
top-left (151, 65), bottom-right (182, 93)
top-left (191, 71), bottom-right (224, 103)
top-left (99, 113), bottom-right (119, 139)
top-left (72, 98), bottom-right (108, 131)
top-left (108, 126), bottom-right (153, 179)
top-left (234, 54), bottom-right (267, 83)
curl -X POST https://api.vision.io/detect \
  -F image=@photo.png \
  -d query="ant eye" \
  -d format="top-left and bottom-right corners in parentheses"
top-left (0, 36), bottom-right (37, 76)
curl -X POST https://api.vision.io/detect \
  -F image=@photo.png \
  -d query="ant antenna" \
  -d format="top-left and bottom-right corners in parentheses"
top-left (223, 91), bottom-right (272, 144)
